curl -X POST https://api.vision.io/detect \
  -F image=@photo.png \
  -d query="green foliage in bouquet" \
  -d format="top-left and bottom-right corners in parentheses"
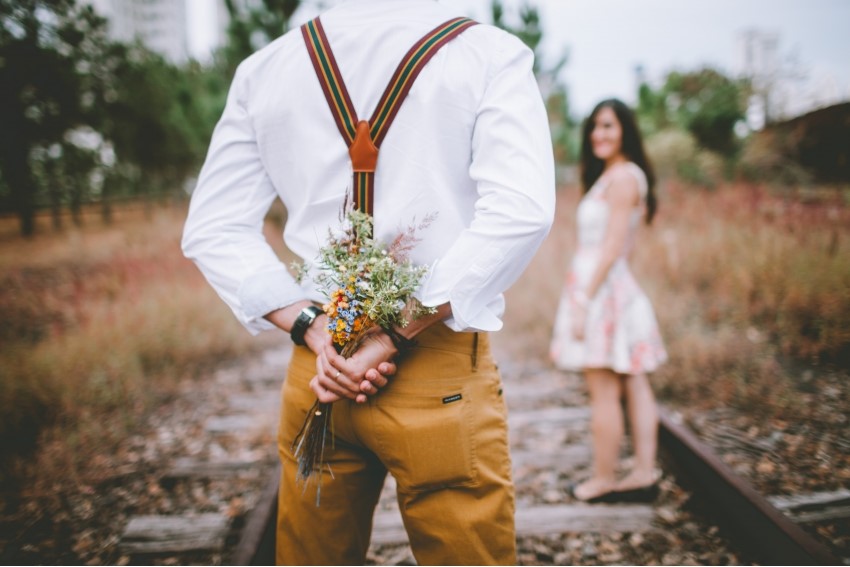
top-left (291, 209), bottom-right (435, 502)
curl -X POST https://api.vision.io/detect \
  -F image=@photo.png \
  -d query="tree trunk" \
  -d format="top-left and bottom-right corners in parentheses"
top-left (5, 145), bottom-right (37, 237)
top-left (47, 161), bottom-right (63, 231)
top-left (101, 177), bottom-right (113, 225)
top-left (70, 184), bottom-right (83, 227)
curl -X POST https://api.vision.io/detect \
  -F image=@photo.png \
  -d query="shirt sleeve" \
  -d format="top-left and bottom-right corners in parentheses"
top-left (181, 62), bottom-right (308, 335)
top-left (418, 33), bottom-right (556, 332)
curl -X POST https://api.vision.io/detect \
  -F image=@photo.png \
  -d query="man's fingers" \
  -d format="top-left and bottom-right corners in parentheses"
top-left (377, 361), bottom-right (397, 376)
top-left (314, 373), bottom-right (358, 400)
top-left (359, 378), bottom-right (377, 395)
top-left (333, 370), bottom-right (363, 394)
top-left (314, 344), bottom-right (398, 403)
top-left (316, 389), bottom-right (339, 404)
top-left (320, 343), bottom-right (347, 373)
top-left (318, 351), bottom-right (363, 395)
top-left (310, 375), bottom-right (342, 404)
top-left (364, 368), bottom-right (389, 389)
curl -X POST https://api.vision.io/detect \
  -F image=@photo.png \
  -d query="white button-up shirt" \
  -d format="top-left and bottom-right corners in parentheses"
top-left (182, 0), bottom-right (555, 335)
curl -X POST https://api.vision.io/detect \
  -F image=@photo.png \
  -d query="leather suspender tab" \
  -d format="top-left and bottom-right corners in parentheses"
top-left (349, 120), bottom-right (379, 172)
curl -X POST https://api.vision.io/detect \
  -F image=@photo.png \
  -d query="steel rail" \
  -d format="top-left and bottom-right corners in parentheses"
top-left (659, 408), bottom-right (839, 566)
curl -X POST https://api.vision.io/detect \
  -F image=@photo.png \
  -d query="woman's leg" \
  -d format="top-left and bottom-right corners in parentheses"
top-left (618, 372), bottom-right (659, 489)
top-left (574, 368), bottom-right (624, 500)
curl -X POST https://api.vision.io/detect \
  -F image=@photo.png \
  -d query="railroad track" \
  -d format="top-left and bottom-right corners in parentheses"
top-left (659, 411), bottom-right (841, 566)
top-left (112, 350), bottom-right (845, 565)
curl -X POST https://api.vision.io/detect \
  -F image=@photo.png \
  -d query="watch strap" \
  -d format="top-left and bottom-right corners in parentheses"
top-left (291, 305), bottom-right (323, 346)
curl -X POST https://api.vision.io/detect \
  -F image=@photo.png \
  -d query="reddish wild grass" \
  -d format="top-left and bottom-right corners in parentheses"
top-left (2, 184), bottom-right (847, 485)
top-left (498, 181), bottom-right (850, 415)
top-left (0, 203), bottom-right (288, 485)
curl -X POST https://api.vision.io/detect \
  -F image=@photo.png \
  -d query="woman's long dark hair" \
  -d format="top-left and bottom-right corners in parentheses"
top-left (580, 98), bottom-right (657, 224)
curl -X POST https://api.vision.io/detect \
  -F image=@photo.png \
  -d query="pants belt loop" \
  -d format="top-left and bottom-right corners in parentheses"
top-left (471, 332), bottom-right (479, 371)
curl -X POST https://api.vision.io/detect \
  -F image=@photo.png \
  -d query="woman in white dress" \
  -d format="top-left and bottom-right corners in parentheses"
top-left (550, 99), bottom-right (667, 503)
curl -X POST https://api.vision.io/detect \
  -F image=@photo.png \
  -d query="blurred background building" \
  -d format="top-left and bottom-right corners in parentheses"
top-left (87, 0), bottom-right (190, 63)
top-left (84, 0), bottom-right (279, 65)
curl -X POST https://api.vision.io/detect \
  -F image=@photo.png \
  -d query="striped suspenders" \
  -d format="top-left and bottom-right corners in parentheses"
top-left (301, 16), bottom-right (477, 216)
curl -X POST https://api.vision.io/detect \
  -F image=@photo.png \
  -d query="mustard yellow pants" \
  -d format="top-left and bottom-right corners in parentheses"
top-left (276, 325), bottom-right (516, 565)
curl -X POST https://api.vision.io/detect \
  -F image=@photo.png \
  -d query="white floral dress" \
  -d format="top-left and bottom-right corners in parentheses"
top-left (550, 162), bottom-right (667, 375)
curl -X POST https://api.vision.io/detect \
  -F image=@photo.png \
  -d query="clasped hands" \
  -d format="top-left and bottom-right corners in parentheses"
top-left (311, 327), bottom-right (398, 404)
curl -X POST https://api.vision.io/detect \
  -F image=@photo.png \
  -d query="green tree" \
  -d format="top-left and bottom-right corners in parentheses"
top-left (220, 0), bottom-right (300, 79)
top-left (0, 0), bottom-right (110, 235)
top-left (636, 80), bottom-right (670, 138)
top-left (664, 68), bottom-right (748, 155)
top-left (638, 67), bottom-right (748, 157)
top-left (103, 45), bottom-right (212, 201)
top-left (491, 0), bottom-right (543, 72)
top-left (490, 0), bottom-right (576, 164)
top-left (546, 87), bottom-right (578, 165)
top-left (0, 0), bottom-right (229, 234)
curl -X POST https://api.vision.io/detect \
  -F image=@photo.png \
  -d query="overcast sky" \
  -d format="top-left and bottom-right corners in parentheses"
top-left (187, 0), bottom-right (850, 117)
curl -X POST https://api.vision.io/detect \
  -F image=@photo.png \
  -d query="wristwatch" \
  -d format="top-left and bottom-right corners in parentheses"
top-left (290, 305), bottom-right (323, 346)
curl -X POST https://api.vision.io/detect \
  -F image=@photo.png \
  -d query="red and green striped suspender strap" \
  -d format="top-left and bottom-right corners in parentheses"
top-left (301, 16), bottom-right (477, 215)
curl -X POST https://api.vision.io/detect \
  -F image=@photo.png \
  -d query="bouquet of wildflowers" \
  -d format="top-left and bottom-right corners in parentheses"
top-left (291, 208), bottom-right (434, 497)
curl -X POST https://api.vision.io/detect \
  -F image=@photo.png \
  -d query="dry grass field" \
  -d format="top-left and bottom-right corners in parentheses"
top-left (1, 181), bottom-right (848, 495)
top-left (0, 202), bottom-right (287, 488)
top-left (497, 180), bottom-right (850, 415)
